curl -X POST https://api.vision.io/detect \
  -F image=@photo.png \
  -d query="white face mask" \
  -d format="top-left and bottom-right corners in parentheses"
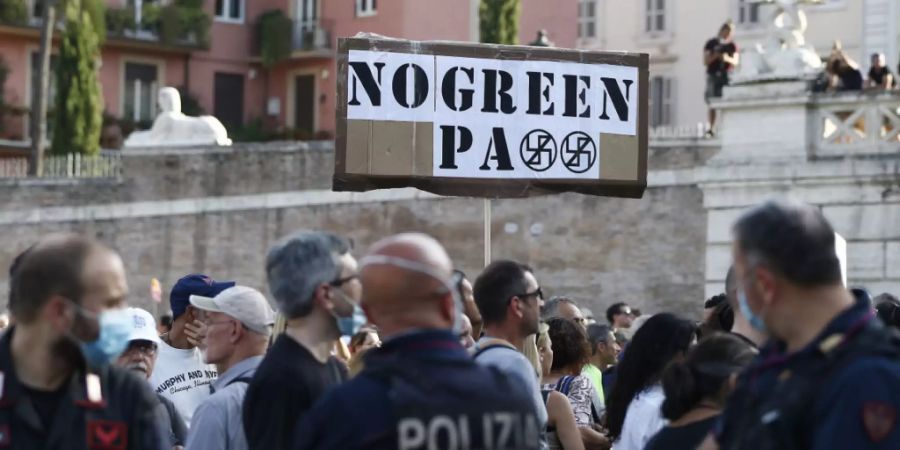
top-left (359, 255), bottom-right (464, 333)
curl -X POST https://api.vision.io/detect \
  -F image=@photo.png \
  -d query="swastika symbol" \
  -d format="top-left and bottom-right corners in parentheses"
top-left (519, 129), bottom-right (557, 172)
top-left (561, 132), bottom-right (597, 174)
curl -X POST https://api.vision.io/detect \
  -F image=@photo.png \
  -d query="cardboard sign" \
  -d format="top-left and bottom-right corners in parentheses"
top-left (334, 37), bottom-right (649, 198)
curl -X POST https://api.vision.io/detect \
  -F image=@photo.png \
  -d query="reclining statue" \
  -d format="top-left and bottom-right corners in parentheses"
top-left (124, 87), bottom-right (232, 148)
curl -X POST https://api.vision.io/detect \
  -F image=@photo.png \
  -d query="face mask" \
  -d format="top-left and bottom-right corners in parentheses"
top-left (360, 255), bottom-right (464, 333)
top-left (71, 304), bottom-right (132, 368)
top-left (737, 289), bottom-right (768, 333)
top-left (332, 289), bottom-right (365, 337)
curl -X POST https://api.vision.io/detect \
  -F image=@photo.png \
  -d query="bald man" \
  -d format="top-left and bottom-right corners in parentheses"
top-left (0, 234), bottom-right (166, 450)
top-left (293, 233), bottom-right (541, 450)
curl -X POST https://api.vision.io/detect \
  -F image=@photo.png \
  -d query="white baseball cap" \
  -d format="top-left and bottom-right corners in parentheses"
top-left (189, 286), bottom-right (275, 335)
top-left (124, 307), bottom-right (161, 344)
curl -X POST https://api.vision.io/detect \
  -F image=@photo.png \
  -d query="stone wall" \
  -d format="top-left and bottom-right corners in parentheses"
top-left (0, 141), bottom-right (710, 319)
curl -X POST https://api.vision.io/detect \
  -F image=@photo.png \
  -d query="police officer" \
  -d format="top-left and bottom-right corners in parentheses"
top-left (715, 200), bottom-right (900, 449)
top-left (0, 234), bottom-right (166, 450)
top-left (293, 233), bottom-right (541, 450)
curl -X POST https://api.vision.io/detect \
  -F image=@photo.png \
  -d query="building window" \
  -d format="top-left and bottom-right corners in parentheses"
top-left (215, 0), bottom-right (244, 22)
top-left (736, 0), bottom-right (760, 26)
top-left (578, 0), bottom-right (596, 40)
top-left (650, 76), bottom-right (674, 127)
top-left (123, 62), bottom-right (159, 124)
top-left (356, 0), bottom-right (377, 17)
top-left (30, 0), bottom-right (44, 20)
top-left (645, 0), bottom-right (666, 34)
top-left (30, 52), bottom-right (58, 107)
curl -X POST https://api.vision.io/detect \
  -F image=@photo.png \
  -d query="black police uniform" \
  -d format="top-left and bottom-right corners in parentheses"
top-left (0, 327), bottom-right (167, 450)
top-left (293, 329), bottom-right (542, 450)
top-left (717, 290), bottom-right (900, 450)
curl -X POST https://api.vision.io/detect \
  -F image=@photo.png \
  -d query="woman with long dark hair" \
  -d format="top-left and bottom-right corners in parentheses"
top-left (644, 333), bottom-right (757, 450)
top-left (605, 313), bottom-right (697, 450)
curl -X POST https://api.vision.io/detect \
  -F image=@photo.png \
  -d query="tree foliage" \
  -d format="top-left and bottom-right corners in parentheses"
top-left (479, 0), bottom-right (520, 45)
top-left (0, 0), bottom-right (28, 25)
top-left (51, 0), bottom-right (103, 155)
top-left (258, 10), bottom-right (293, 68)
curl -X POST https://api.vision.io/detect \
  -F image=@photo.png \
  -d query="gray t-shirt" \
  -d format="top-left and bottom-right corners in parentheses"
top-left (474, 337), bottom-right (549, 450)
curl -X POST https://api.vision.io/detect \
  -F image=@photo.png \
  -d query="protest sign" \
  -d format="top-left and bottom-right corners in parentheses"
top-left (334, 36), bottom-right (649, 198)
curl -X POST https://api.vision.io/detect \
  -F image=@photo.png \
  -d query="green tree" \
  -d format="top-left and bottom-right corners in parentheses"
top-left (0, 0), bottom-right (28, 25)
top-left (479, 0), bottom-right (520, 45)
top-left (50, 0), bottom-right (104, 156)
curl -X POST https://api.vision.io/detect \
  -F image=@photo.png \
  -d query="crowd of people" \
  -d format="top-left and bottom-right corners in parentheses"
top-left (0, 198), bottom-right (898, 450)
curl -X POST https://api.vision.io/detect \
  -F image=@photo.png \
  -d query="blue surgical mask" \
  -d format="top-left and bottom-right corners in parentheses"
top-left (336, 303), bottom-right (366, 337)
top-left (738, 289), bottom-right (768, 333)
top-left (331, 288), bottom-right (365, 337)
top-left (74, 306), bottom-right (133, 368)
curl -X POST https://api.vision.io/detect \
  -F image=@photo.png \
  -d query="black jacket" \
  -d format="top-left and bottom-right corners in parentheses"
top-left (0, 327), bottom-right (167, 450)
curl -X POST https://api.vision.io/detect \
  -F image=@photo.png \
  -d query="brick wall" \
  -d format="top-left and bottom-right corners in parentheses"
top-left (0, 141), bottom-right (711, 318)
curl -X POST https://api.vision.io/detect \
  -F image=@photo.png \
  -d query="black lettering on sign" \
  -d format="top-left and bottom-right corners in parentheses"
top-left (526, 72), bottom-right (555, 116)
top-left (599, 77), bottom-right (634, 122)
top-left (348, 62), bottom-right (385, 106)
top-left (563, 75), bottom-right (591, 118)
top-left (393, 63), bottom-right (429, 109)
top-left (441, 67), bottom-right (476, 112)
top-left (480, 128), bottom-right (514, 171)
top-left (439, 125), bottom-right (473, 169)
top-left (481, 69), bottom-right (517, 114)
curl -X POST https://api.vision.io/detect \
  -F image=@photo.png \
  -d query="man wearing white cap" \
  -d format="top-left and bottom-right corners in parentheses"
top-left (184, 286), bottom-right (274, 450)
top-left (116, 307), bottom-right (188, 449)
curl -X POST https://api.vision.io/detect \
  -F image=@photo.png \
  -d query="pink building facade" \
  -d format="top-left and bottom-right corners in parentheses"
top-left (0, 0), bottom-right (576, 143)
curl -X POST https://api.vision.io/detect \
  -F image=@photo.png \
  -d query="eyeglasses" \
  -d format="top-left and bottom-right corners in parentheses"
top-left (330, 274), bottom-right (359, 287)
top-left (205, 320), bottom-right (236, 329)
top-left (124, 341), bottom-right (157, 357)
top-left (511, 287), bottom-right (544, 303)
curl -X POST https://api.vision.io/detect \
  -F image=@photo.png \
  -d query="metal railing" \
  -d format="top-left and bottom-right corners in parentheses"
top-left (813, 92), bottom-right (900, 157)
top-left (292, 20), bottom-right (332, 53)
top-left (0, 152), bottom-right (122, 179)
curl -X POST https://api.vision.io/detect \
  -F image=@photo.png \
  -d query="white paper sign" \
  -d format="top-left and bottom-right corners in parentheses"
top-left (346, 49), bottom-right (639, 180)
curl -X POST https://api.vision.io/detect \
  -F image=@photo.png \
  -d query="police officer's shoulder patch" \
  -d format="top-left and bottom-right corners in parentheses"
top-left (862, 401), bottom-right (897, 443)
top-left (86, 420), bottom-right (127, 450)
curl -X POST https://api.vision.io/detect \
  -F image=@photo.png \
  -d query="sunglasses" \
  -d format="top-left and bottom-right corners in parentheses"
top-left (510, 287), bottom-right (544, 303)
top-left (330, 274), bottom-right (359, 287)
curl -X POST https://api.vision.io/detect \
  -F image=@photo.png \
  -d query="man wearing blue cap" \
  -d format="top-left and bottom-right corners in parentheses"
top-left (149, 274), bottom-right (235, 430)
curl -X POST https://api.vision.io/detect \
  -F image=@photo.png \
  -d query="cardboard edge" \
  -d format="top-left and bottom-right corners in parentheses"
top-left (332, 174), bottom-right (647, 199)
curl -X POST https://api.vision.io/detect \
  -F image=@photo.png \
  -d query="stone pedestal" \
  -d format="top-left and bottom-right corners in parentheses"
top-left (699, 83), bottom-right (900, 297)
top-left (710, 80), bottom-right (813, 162)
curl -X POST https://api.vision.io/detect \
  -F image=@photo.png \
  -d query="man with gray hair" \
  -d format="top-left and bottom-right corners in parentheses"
top-left (185, 286), bottom-right (274, 450)
top-left (242, 231), bottom-right (358, 450)
top-left (542, 296), bottom-right (587, 329)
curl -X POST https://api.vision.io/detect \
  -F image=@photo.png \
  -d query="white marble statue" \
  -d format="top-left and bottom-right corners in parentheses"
top-left (124, 87), bottom-right (232, 148)
top-left (733, 0), bottom-right (824, 82)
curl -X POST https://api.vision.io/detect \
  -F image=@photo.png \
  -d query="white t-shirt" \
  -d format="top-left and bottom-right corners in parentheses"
top-left (614, 384), bottom-right (667, 450)
top-left (148, 339), bottom-right (218, 429)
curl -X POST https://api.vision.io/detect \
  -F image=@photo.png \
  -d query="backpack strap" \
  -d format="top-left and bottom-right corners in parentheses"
top-left (471, 338), bottom-right (517, 359)
top-left (226, 376), bottom-right (254, 387)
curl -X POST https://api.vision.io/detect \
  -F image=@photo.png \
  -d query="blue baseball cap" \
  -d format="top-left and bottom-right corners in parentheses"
top-left (170, 274), bottom-right (235, 319)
